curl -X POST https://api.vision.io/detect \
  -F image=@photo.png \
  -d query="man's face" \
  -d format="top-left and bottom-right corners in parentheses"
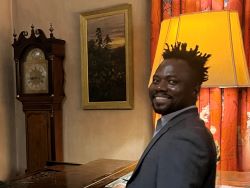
top-left (149, 58), bottom-right (198, 115)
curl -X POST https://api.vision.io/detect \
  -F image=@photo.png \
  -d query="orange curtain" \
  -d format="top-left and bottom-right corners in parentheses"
top-left (150, 0), bottom-right (250, 171)
top-left (242, 0), bottom-right (250, 171)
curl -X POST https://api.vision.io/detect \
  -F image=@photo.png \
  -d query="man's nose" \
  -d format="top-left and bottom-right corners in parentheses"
top-left (156, 80), bottom-right (168, 91)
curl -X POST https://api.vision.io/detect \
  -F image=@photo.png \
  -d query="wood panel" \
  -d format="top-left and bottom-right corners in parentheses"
top-left (26, 111), bottom-right (51, 172)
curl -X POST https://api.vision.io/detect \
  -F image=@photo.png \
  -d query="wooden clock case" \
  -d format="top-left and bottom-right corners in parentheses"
top-left (12, 25), bottom-right (65, 172)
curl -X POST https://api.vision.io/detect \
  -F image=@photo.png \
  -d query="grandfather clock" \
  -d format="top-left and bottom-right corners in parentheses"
top-left (12, 25), bottom-right (65, 172)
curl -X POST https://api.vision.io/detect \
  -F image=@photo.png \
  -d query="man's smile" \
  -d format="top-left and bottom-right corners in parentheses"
top-left (153, 95), bottom-right (172, 104)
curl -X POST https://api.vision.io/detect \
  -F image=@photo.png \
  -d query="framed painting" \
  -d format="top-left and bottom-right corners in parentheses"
top-left (80, 4), bottom-right (133, 109)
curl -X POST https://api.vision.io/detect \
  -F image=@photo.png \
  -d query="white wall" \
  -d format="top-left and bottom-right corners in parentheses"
top-left (12, 0), bottom-right (152, 174)
top-left (0, 0), bottom-right (16, 180)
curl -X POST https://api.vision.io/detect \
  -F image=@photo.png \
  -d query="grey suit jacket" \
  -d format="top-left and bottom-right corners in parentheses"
top-left (126, 108), bottom-right (217, 188)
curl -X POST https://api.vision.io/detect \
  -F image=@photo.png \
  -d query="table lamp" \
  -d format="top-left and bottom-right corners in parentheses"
top-left (150, 11), bottom-right (250, 88)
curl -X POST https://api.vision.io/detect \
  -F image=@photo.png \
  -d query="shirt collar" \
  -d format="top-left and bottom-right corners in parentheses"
top-left (161, 105), bottom-right (197, 127)
top-left (153, 105), bottom-right (197, 137)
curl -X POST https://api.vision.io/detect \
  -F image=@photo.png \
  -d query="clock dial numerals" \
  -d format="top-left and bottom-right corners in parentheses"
top-left (22, 48), bottom-right (49, 94)
top-left (25, 64), bottom-right (48, 92)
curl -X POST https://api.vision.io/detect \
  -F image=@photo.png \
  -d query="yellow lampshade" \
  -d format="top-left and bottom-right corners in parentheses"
top-left (150, 11), bottom-right (250, 88)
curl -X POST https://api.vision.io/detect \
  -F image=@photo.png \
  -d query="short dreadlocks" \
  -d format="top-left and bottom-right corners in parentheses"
top-left (162, 42), bottom-right (211, 85)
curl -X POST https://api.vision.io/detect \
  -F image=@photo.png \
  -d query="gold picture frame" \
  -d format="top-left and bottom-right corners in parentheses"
top-left (80, 4), bottom-right (133, 109)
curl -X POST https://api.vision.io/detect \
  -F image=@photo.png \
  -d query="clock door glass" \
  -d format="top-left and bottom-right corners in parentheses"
top-left (22, 48), bottom-right (49, 94)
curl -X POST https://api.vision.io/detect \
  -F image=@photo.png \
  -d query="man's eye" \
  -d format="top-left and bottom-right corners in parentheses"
top-left (153, 78), bottom-right (159, 84)
top-left (168, 80), bottom-right (177, 85)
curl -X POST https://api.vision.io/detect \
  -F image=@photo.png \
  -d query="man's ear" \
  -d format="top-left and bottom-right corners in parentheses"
top-left (193, 85), bottom-right (200, 97)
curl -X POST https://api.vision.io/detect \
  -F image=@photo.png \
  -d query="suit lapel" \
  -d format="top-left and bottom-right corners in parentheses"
top-left (129, 108), bottom-right (198, 181)
top-left (131, 117), bottom-right (176, 176)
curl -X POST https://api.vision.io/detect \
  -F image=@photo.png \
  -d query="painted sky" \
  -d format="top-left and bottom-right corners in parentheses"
top-left (87, 13), bottom-right (125, 48)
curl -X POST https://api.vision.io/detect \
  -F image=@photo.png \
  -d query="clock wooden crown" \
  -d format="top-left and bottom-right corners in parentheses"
top-left (13, 25), bottom-right (65, 101)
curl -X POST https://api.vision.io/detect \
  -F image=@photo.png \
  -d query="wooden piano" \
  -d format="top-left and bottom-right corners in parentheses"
top-left (5, 159), bottom-right (250, 188)
top-left (6, 159), bottom-right (136, 188)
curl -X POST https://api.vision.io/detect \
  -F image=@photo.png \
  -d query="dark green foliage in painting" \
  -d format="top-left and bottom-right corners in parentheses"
top-left (88, 28), bottom-right (126, 102)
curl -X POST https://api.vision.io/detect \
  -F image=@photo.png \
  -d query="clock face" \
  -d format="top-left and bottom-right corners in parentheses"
top-left (22, 48), bottom-right (49, 94)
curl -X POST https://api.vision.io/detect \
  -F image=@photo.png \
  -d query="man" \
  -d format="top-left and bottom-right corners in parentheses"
top-left (126, 42), bottom-right (217, 188)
